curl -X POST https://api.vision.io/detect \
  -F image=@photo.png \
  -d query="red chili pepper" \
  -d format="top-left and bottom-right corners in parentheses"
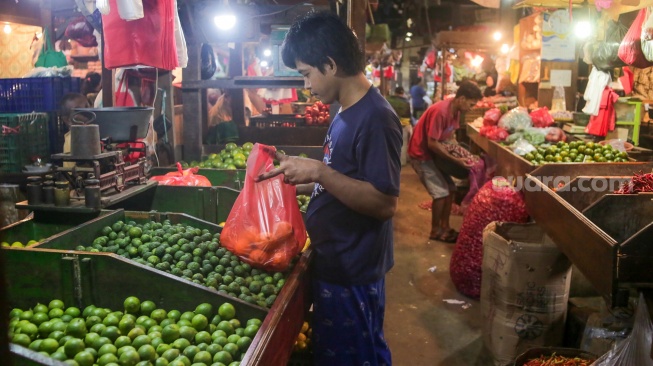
top-left (615, 171), bottom-right (653, 194)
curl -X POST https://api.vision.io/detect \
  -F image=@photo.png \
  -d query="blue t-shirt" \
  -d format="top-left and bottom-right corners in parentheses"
top-left (305, 86), bottom-right (402, 286)
top-left (410, 85), bottom-right (427, 109)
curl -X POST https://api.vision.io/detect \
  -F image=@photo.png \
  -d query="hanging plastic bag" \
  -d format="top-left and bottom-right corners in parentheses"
top-left (220, 144), bottom-right (307, 272)
top-left (498, 107), bottom-right (532, 133)
top-left (201, 44), bottom-right (217, 80)
top-left (102, 0), bottom-right (178, 70)
top-left (590, 20), bottom-right (628, 71)
top-left (65, 16), bottom-right (98, 47)
top-left (590, 293), bottom-right (653, 366)
top-left (34, 29), bottom-right (68, 68)
top-left (618, 8), bottom-right (653, 69)
top-left (641, 7), bottom-right (653, 62)
top-left (115, 70), bottom-right (136, 107)
top-left (149, 162), bottom-right (211, 186)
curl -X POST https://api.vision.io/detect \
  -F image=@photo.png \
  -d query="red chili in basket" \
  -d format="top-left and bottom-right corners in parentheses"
top-left (614, 171), bottom-right (653, 194)
top-left (523, 353), bottom-right (592, 366)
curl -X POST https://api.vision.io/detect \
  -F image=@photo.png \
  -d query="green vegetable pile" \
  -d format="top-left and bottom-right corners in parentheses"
top-left (9, 297), bottom-right (257, 366)
top-left (522, 141), bottom-right (629, 165)
top-left (77, 219), bottom-right (288, 309)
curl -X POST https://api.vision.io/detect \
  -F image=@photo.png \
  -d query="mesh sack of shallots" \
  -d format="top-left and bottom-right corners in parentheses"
top-left (449, 177), bottom-right (529, 298)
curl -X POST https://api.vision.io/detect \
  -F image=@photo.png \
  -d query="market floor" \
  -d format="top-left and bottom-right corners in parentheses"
top-left (384, 166), bottom-right (493, 366)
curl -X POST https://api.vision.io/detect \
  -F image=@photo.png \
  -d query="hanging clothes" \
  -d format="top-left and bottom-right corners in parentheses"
top-left (585, 87), bottom-right (619, 137)
top-left (582, 68), bottom-right (612, 116)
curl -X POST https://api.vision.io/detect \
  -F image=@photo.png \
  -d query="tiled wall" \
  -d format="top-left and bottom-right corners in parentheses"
top-left (0, 24), bottom-right (42, 78)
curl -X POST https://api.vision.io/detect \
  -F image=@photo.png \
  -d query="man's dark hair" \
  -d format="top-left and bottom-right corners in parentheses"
top-left (59, 93), bottom-right (87, 117)
top-left (394, 86), bottom-right (405, 95)
top-left (281, 11), bottom-right (364, 76)
top-left (455, 81), bottom-right (482, 100)
top-left (82, 72), bottom-right (101, 94)
top-left (412, 77), bottom-right (422, 86)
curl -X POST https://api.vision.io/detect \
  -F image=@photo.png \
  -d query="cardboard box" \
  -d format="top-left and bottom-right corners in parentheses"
top-left (481, 222), bottom-right (572, 365)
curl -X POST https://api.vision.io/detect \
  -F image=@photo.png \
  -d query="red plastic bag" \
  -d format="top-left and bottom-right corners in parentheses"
top-left (529, 107), bottom-right (555, 128)
top-left (149, 162), bottom-right (211, 186)
top-left (618, 9), bottom-right (653, 69)
top-left (102, 0), bottom-right (178, 70)
top-left (483, 108), bottom-right (501, 126)
top-left (220, 144), bottom-right (307, 272)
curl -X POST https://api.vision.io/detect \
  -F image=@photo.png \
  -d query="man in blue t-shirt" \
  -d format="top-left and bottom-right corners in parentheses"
top-left (410, 77), bottom-right (427, 119)
top-left (257, 12), bottom-right (402, 366)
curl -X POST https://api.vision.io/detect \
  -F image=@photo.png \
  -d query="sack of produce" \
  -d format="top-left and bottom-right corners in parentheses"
top-left (149, 162), bottom-right (211, 186)
top-left (529, 107), bottom-right (555, 128)
top-left (480, 222), bottom-right (572, 365)
top-left (449, 178), bottom-right (529, 299)
top-left (220, 143), bottom-right (307, 272)
top-left (483, 108), bottom-right (502, 126)
top-left (480, 125), bottom-right (509, 141)
top-left (498, 107), bottom-right (532, 133)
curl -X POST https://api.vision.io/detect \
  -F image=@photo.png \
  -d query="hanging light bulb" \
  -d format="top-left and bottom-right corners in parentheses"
top-left (492, 31), bottom-right (502, 41)
top-left (3, 24), bottom-right (11, 34)
top-left (260, 60), bottom-right (269, 68)
top-left (500, 44), bottom-right (510, 54)
top-left (214, 0), bottom-right (236, 31)
top-left (35, 32), bottom-right (42, 39)
top-left (263, 49), bottom-right (272, 57)
top-left (406, 32), bottom-right (413, 37)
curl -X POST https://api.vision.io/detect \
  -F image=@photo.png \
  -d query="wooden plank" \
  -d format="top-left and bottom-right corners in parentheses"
top-left (182, 43), bottom-right (204, 161)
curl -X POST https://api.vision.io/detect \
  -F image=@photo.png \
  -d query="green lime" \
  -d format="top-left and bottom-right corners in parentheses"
top-left (217, 304), bottom-right (235, 321)
top-left (124, 297), bottom-right (141, 314)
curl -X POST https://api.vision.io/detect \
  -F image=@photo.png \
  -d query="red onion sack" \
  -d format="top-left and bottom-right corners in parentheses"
top-left (449, 177), bottom-right (529, 298)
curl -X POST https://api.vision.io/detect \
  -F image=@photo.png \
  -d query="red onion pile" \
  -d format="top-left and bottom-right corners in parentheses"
top-left (449, 177), bottom-right (530, 298)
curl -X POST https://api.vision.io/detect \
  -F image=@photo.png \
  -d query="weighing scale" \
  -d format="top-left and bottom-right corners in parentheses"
top-left (17, 107), bottom-right (155, 212)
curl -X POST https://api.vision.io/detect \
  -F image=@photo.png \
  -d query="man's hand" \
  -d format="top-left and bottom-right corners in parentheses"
top-left (458, 157), bottom-right (474, 168)
top-left (256, 150), bottom-right (324, 185)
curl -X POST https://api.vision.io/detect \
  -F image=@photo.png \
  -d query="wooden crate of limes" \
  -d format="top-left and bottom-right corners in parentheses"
top-left (4, 248), bottom-right (268, 366)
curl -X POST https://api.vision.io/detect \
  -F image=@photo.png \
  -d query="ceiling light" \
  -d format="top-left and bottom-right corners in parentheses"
top-left (574, 21), bottom-right (591, 39)
top-left (406, 32), bottom-right (413, 37)
top-left (500, 44), bottom-right (510, 54)
top-left (3, 24), bottom-right (11, 34)
top-left (405, 37), bottom-right (411, 42)
top-left (263, 49), bottom-right (272, 57)
top-left (492, 31), bottom-right (502, 41)
top-left (214, 14), bottom-right (236, 31)
top-left (260, 60), bottom-right (269, 67)
top-left (35, 32), bottom-right (42, 39)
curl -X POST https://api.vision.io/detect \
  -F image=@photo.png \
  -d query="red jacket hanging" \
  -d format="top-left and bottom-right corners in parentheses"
top-left (586, 87), bottom-right (619, 137)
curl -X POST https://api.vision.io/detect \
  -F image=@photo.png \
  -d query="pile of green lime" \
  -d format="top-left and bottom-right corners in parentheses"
top-left (521, 141), bottom-right (629, 165)
top-left (296, 195), bottom-right (310, 213)
top-left (76, 219), bottom-right (287, 309)
top-left (9, 297), bottom-right (260, 366)
top-left (183, 142), bottom-right (253, 170)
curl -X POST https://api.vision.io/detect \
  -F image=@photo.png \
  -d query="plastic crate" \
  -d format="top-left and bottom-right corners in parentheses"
top-left (0, 113), bottom-right (50, 172)
top-left (0, 77), bottom-right (81, 113)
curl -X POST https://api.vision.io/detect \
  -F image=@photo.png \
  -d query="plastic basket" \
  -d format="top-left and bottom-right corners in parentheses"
top-left (0, 77), bottom-right (81, 113)
top-left (0, 113), bottom-right (50, 173)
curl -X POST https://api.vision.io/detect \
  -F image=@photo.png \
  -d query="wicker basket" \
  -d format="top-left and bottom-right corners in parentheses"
top-left (513, 347), bottom-right (598, 366)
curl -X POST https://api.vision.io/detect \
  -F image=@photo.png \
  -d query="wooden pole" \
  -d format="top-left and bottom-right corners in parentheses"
top-left (347, 0), bottom-right (366, 54)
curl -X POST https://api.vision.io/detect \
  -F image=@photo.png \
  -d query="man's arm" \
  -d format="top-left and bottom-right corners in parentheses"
top-left (427, 137), bottom-right (473, 168)
top-left (257, 153), bottom-right (397, 222)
